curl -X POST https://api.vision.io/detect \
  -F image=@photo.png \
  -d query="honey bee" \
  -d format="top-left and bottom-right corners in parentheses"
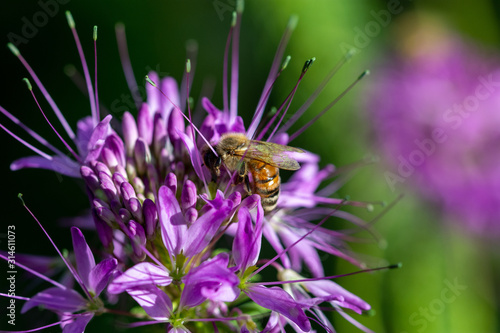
top-left (202, 133), bottom-right (304, 213)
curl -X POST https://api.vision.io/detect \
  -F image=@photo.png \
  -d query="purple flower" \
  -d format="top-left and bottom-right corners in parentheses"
top-left (367, 17), bottom-right (500, 236)
top-left (21, 227), bottom-right (117, 332)
top-left (1, 3), bottom-right (386, 332)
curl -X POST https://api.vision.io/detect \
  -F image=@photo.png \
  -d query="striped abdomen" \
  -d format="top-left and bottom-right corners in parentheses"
top-left (249, 161), bottom-right (280, 213)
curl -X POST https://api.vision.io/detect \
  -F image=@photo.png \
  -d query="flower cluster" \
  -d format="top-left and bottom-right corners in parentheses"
top-left (2, 4), bottom-right (386, 332)
top-left (368, 14), bottom-right (500, 236)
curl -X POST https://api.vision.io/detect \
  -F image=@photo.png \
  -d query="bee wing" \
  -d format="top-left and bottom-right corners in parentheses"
top-left (237, 140), bottom-right (304, 170)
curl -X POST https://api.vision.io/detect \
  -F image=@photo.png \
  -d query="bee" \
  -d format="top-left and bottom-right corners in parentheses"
top-left (202, 133), bottom-right (304, 213)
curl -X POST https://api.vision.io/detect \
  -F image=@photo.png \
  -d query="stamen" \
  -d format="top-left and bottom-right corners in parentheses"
top-left (309, 316), bottom-right (334, 333)
top-left (0, 293), bottom-right (30, 301)
top-left (115, 23), bottom-right (142, 109)
top-left (250, 56), bottom-right (290, 139)
top-left (247, 15), bottom-right (298, 138)
top-left (185, 59), bottom-right (193, 130)
top-left (0, 105), bottom-right (65, 157)
top-left (258, 58), bottom-right (315, 142)
top-left (65, 64), bottom-right (112, 117)
top-left (367, 194), bottom-right (404, 228)
top-left (7, 43), bottom-right (76, 140)
top-left (146, 76), bottom-right (217, 157)
top-left (222, 14), bottom-right (235, 114)
top-left (0, 120), bottom-right (52, 160)
top-left (280, 48), bottom-right (357, 133)
top-left (23, 78), bottom-right (81, 162)
top-left (5, 318), bottom-right (75, 332)
top-left (251, 200), bottom-right (347, 278)
top-left (185, 316), bottom-right (251, 323)
top-left (264, 263), bottom-right (402, 286)
top-left (289, 70), bottom-right (370, 142)
top-left (0, 253), bottom-right (66, 290)
top-left (94, 25), bottom-right (100, 121)
top-left (66, 11), bottom-right (97, 126)
top-left (180, 40), bottom-right (198, 113)
top-left (18, 194), bottom-right (92, 300)
top-left (230, 1), bottom-right (244, 122)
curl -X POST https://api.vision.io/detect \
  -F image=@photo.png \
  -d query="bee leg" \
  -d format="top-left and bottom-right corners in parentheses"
top-left (237, 162), bottom-right (247, 184)
top-left (244, 175), bottom-right (252, 194)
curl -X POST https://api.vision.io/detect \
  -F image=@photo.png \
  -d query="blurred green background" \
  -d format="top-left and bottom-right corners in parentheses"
top-left (1, 0), bottom-right (499, 332)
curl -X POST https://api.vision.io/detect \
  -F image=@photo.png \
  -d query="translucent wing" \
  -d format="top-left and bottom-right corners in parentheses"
top-left (234, 140), bottom-right (304, 170)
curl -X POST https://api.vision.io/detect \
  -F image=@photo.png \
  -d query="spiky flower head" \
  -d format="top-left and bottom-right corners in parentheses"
top-left (2, 4), bottom-right (390, 332)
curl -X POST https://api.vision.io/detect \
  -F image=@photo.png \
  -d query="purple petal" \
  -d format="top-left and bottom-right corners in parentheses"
top-left (81, 165), bottom-right (99, 190)
top-left (134, 138), bottom-right (151, 175)
top-left (279, 228), bottom-right (324, 278)
top-left (158, 185), bottom-right (187, 256)
top-left (262, 312), bottom-right (283, 333)
top-left (306, 279), bottom-right (370, 314)
top-left (246, 285), bottom-right (310, 332)
top-left (71, 227), bottom-right (95, 289)
top-left (127, 286), bottom-right (172, 320)
top-left (93, 161), bottom-right (112, 176)
top-left (201, 97), bottom-right (221, 119)
top-left (197, 114), bottom-right (217, 148)
top-left (269, 132), bottom-right (289, 145)
top-left (128, 197), bottom-right (143, 223)
top-left (168, 108), bottom-right (186, 148)
top-left (229, 116), bottom-right (245, 133)
top-left (88, 258), bottom-right (118, 296)
top-left (262, 223), bottom-right (291, 269)
top-left (11, 155), bottom-right (81, 178)
top-left (180, 253), bottom-right (239, 308)
top-left (160, 76), bottom-right (180, 121)
top-left (165, 172), bottom-right (178, 194)
top-left (181, 179), bottom-right (197, 211)
top-left (122, 111), bottom-right (139, 155)
top-left (177, 130), bottom-right (207, 182)
top-left (108, 262), bottom-right (172, 294)
top-left (143, 198), bottom-right (158, 238)
top-left (84, 115), bottom-right (112, 163)
top-left (185, 207), bottom-right (198, 224)
top-left (153, 114), bottom-right (167, 157)
top-left (102, 133), bottom-right (126, 167)
top-left (98, 171), bottom-right (119, 202)
top-left (21, 287), bottom-right (86, 313)
top-left (138, 103), bottom-right (153, 145)
top-left (76, 116), bottom-right (94, 156)
top-left (233, 198), bottom-right (263, 270)
top-left (120, 181), bottom-right (137, 201)
top-left (62, 313), bottom-right (94, 333)
top-left (112, 170), bottom-right (128, 189)
top-left (183, 192), bottom-right (233, 257)
top-left (128, 221), bottom-right (147, 259)
top-left (146, 71), bottom-right (161, 114)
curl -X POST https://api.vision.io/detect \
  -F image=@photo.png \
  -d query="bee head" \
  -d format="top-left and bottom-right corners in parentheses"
top-left (202, 146), bottom-right (221, 183)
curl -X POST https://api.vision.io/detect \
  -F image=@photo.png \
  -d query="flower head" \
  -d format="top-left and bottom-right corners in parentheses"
top-left (19, 221), bottom-right (116, 332)
top-left (1, 3), bottom-right (388, 332)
